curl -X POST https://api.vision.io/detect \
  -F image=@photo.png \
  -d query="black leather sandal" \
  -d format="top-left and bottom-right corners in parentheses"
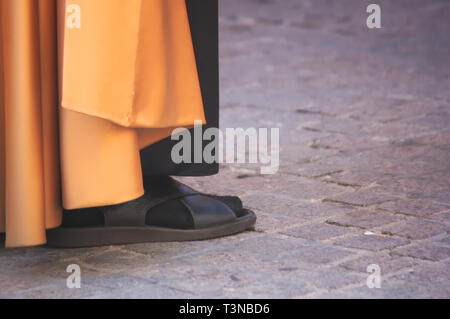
top-left (46, 177), bottom-right (256, 248)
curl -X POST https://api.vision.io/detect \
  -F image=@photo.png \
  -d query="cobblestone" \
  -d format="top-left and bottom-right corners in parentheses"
top-left (381, 219), bottom-right (449, 240)
top-left (392, 242), bottom-right (450, 262)
top-left (333, 234), bottom-right (409, 251)
top-left (327, 210), bottom-right (402, 229)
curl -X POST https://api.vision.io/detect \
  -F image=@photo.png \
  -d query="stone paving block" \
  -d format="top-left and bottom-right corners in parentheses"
top-left (0, 272), bottom-right (57, 295)
top-left (191, 234), bottom-right (353, 267)
top-left (272, 176), bottom-right (350, 201)
top-left (178, 169), bottom-right (260, 196)
top-left (409, 112), bottom-right (450, 132)
top-left (378, 198), bottom-right (449, 217)
top-left (241, 183), bottom-right (350, 213)
top-left (0, 260), bottom-right (102, 296)
top-left (381, 219), bottom-right (449, 240)
top-left (132, 264), bottom-right (236, 298)
top-left (429, 189), bottom-right (450, 206)
top-left (279, 143), bottom-right (339, 166)
top-left (437, 236), bottom-right (450, 246)
top-left (285, 242), bottom-right (354, 265)
top-left (80, 249), bottom-right (155, 272)
top-left (333, 234), bottom-right (409, 252)
top-left (88, 273), bottom-right (196, 299)
top-left (325, 190), bottom-right (396, 207)
top-left (24, 256), bottom-right (102, 281)
top-left (264, 201), bottom-right (353, 221)
top-left (0, 245), bottom-right (108, 270)
top-left (392, 263), bottom-right (450, 296)
top-left (253, 211), bottom-right (300, 232)
top-left (327, 210), bottom-right (401, 229)
top-left (412, 132), bottom-right (450, 148)
top-left (319, 150), bottom-right (389, 172)
top-left (240, 192), bottom-right (298, 212)
top-left (428, 210), bottom-right (450, 225)
top-left (120, 232), bottom-right (254, 260)
top-left (348, 97), bottom-right (432, 123)
top-left (0, 247), bottom-right (106, 294)
top-left (309, 135), bottom-right (380, 154)
top-left (362, 122), bottom-right (432, 141)
top-left (392, 242), bottom-right (450, 262)
top-left (300, 118), bottom-right (364, 135)
top-left (298, 268), bottom-right (366, 291)
top-left (281, 222), bottom-right (356, 241)
top-left (323, 170), bottom-right (381, 187)
top-left (3, 273), bottom-right (190, 299)
top-left (220, 103), bottom-right (303, 132)
top-left (311, 279), bottom-right (444, 299)
top-left (281, 162), bottom-right (343, 178)
top-left (379, 159), bottom-right (443, 179)
top-left (232, 171), bottom-right (291, 187)
top-left (1, 283), bottom-right (102, 299)
top-left (369, 143), bottom-right (435, 168)
top-left (120, 241), bottom-right (200, 259)
top-left (217, 272), bottom-right (314, 299)
top-left (339, 253), bottom-right (417, 274)
top-left (376, 177), bottom-right (450, 204)
top-left (238, 269), bottom-right (316, 298)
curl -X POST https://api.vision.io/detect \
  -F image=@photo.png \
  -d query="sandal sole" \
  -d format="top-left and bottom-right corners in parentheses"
top-left (46, 209), bottom-right (256, 248)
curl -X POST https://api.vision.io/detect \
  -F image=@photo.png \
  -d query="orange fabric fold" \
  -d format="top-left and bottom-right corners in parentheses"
top-left (0, 0), bottom-right (206, 247)
top-left (61, 0), bottom-right (205, 128)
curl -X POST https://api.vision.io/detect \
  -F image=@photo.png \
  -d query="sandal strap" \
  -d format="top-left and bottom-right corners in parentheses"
top-left (102, 176), bottom-right (237, 228)
top-left (101, 195), bottom-right (151, 227)
top-left (102, 190), bottom-right (196, 227)
top-left (180, 195), bottom-right (236, 229)
top-left (146, 177), bottom-right (238, 228)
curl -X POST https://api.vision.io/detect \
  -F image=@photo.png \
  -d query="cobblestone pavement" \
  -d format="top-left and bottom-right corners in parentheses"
top-left (1, 0), bottom-right (449, 298)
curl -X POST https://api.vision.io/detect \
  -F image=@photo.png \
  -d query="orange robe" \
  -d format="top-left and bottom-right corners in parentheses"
top-left (0, 0), bottom-right (205, 247)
